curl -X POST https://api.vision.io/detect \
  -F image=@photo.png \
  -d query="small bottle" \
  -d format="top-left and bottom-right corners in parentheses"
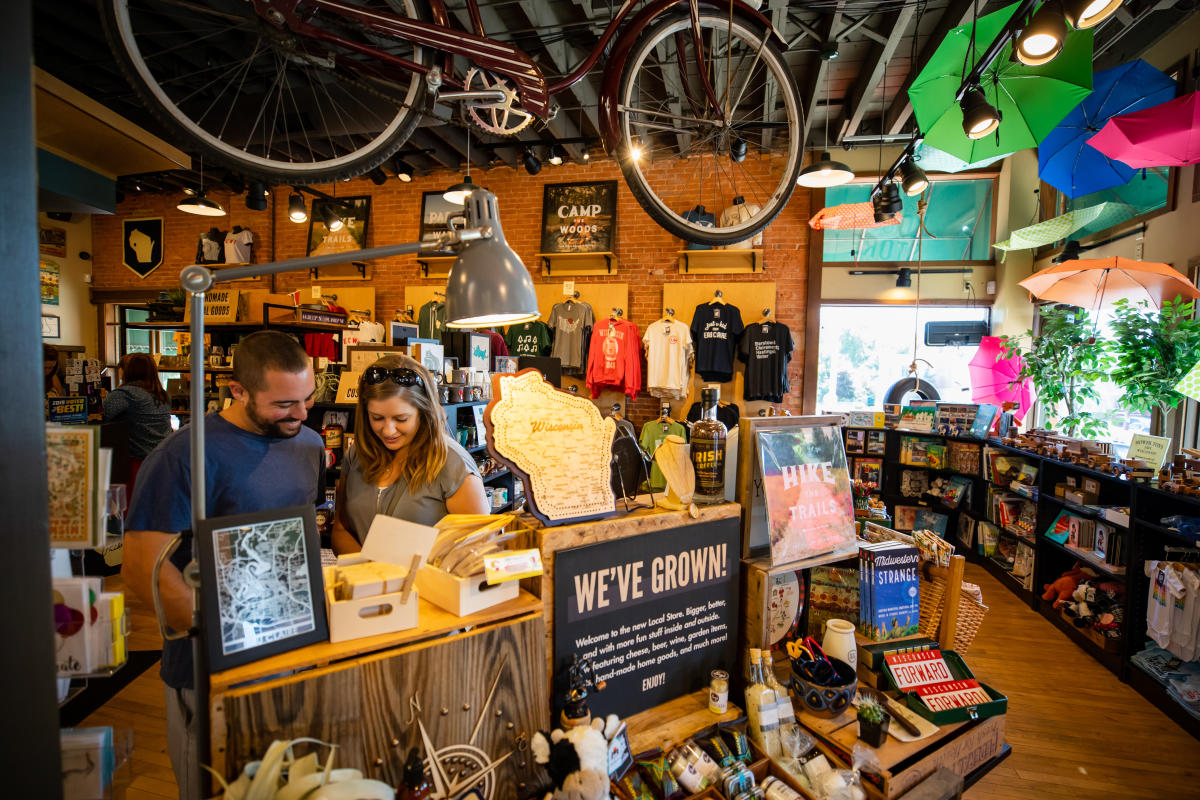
top-left (690, 386), bottom-right (728, 504)
top-left (709, 669), bottom-right (730, 714)
top-left (744, 648), bottom-right (782, 758)
top-left (397, 747), bottom-right (432, 799)
top-left (761, 650), bottom-right (796, 728)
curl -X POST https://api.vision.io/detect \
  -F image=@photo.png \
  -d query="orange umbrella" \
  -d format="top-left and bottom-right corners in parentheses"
top-left (1018, 257), bottom-right (1200, 309)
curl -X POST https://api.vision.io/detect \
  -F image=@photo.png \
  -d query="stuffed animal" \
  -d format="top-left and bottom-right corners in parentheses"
top-left (532, 714), bottom-right (620, 800)
top-left (1042, 565), bottom-right (1090, 608)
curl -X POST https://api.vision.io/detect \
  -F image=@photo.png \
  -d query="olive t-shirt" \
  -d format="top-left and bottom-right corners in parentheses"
top-left (341, 435), bottom-right (480, 540)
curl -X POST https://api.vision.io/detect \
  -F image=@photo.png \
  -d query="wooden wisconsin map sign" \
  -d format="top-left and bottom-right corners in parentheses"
top-left (485, 369), bottom-right (616, 525)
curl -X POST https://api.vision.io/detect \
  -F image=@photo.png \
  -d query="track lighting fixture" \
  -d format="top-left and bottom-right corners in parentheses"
top-left (796, 151), bottom-right (855, 188)
top-left (321, 203), bottom-right (344, 232)
top-left (961, 87), bottom-right (1001, 140)
top-left (899, 158), bottom-right (928, 196)
top-left (367, 167), bottom-right (388, 185)
top-left (1062, 0), bottom-right (1122, 28)
top-left (548, 144), bottom-right (566, 166)
top-left (245, 181), bottom-right (269, 211)
top-left (1016, 1), bottom-right (1068, 65)
top-left (895, 268), bottom-right (913, 288)
top-left (396, 161), bottom-right (413, 182)
top-left (522, 150), bottom-right (542, 175)
top-left (288, 191), bottom-right (307, 223)
top-left (872, 182), bottom-right (903, 223)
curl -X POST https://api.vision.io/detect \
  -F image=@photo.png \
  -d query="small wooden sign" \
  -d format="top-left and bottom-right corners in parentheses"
top-left (485, 369), bottom-right (616, 525)
top-left (183, 289), bottom-right (240, 323)
top-left (335, 372), bottom-right (361, 405)
top-left (1128, 432), bottom-right (1171, 470)
top-left (298, 308), bottom-right (348, 326)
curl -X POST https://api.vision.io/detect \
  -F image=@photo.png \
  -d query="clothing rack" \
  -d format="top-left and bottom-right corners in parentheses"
top-left (762, 308), bottom-right (772, 319)
top-left (611, 307), bottom-right (623, 317)
top-left (664, 307), bottom-right (675, 318)
top-left (321, 293), bottom-right (338, 302)
top-left (711, 290), bottom-right (724, 303)
top-left (1165, 546), bottom-right (1200, 562)
top-left (566, 290), bottom-right (581, 299)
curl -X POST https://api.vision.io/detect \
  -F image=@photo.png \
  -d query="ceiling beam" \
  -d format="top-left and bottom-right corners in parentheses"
top-left (836, 14), bottom-right (888, 46)
top-left (801, 2), bottom-right (845, 150)
top-left (407, 128), bottom-right (461, 170)
top-left (883, 0), bottom-right (976, 135)
top-left (834, 4), bottom-right (917, 142)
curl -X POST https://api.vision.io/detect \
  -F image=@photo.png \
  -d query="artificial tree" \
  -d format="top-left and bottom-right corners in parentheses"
top-left (1000, 304), bottom-right (1111, 438)
top-left (1107, 296), bottom-right (1200, 436)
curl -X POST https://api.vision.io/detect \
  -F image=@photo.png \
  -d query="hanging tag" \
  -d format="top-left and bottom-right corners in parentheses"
top-left (310, 285), bottom-right (322, 299)
top-left (562, 280), bottom-right (575, 296)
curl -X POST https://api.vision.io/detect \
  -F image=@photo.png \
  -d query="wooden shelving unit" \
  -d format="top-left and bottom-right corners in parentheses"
top-left (537, 251), bottom-right (616, 275)
top-left (676, 248), bottom-right (763, 274)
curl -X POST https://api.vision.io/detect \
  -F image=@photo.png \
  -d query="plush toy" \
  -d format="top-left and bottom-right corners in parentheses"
top-left (532, 714), bottom-right (620, 800)
top-left (1042, 565), bottom-right (1090, 608)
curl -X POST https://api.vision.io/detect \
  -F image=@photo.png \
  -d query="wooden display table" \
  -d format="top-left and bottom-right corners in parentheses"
top-left (209, 591), bottom-right (547, 797)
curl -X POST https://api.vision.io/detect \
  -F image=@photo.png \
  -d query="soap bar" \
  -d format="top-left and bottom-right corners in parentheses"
top-left (336, 561), bottom-right (410, 600)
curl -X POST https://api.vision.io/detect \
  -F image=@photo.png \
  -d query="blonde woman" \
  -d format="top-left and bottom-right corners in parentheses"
top-left (332, 355), bottom-right (489, 553)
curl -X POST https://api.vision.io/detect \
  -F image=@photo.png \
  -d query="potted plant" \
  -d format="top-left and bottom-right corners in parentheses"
top-left (857, 698), bottom-right (890, 747)
top-left (999, 304), bottom-right (1111, 438)
top-left (1107, 297), bottom-right (1200, 437)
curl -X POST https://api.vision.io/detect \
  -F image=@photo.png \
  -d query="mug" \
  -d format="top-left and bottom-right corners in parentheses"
top-left (821, 619), bottom-right (857, 671)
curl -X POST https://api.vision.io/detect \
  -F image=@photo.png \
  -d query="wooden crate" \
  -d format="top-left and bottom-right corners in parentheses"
top-left (1060, 609), bottom-right (1121, 653)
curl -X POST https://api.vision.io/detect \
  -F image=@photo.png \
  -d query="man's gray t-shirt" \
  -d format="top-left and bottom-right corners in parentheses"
top-left (341, 435), bottom-right (479, 540)
top-left (126, 413), bottom-right (325, 689)
top-left (548, 300), bottom-right (594, 370)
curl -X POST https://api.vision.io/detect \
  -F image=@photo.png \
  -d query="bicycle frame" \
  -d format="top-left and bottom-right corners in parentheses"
top-left (251, 0), bottom-right (777, 145)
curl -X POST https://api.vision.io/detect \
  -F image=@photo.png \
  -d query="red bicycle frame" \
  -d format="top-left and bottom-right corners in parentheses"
top-left (250, 0), bottom-right (777, 148)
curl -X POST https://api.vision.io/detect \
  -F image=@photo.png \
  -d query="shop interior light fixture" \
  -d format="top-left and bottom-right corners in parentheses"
top-left (367, 167), bottom-right (388, 186)
top-left (321, 203), bottom-right (345, 232)
top-left (872, 182), bottom-right (904, 223)
top-left (629, 139), bottom-right (644, 162)
top-left (522, 149), bottom-right (542, 175)
top-left (245, 181), bottom-right (269, 211)
top-left (445, 188), bottom-right (539, 328)
top-left (443, 173), bottom-right (476, 206)
top-left (177, 156), bottom-right (226, 216)
top-left (395, 161), bottom-right (413, 182)
top-left (548, 144), bottom-right (566, 166)
top-left (1063, 0), bottom-right (1122, 28)
top-left (797, 69), bottom-right (854, 188)
top-left (899, 158), bottom-right (929, 196)
top-left (1015, 1), bottom-right (1068, 65)
top-left (961, 87), bottom-right (1002, 139)
top-left (287, 190), bottom-right (307, 223)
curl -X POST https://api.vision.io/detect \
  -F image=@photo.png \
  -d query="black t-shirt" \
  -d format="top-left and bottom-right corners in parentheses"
top-left (686, 401), bottom-right (740, 432)
top-left (690, 302), bottom-right (744, 382)
top-left (738, 321), bottom-right (793, 402)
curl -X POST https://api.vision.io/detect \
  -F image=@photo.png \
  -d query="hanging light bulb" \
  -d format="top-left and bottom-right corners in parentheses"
top-left (899, 158), bottom-right (928, 196)
top-left (629, 140), bottom-right (643, 162)
top-left (396, 161), bottom-right (414, 182)
top-left (288, 191), bottom-right (308, 223)
top-left (548, 144), bottom-right (566, 166)
top-left (796, 151), bottom-right (855, 188)
top-left (443, 174), bottom-right (476, 206)
top-left (177, 189), bottom-right (226, 216)
top-left (961, 87), bottom-right (1001, 140)
top-left (1063, 0), bottom-right (1122, 28)
top-left (1015, 2), bottom-right (1068, 65)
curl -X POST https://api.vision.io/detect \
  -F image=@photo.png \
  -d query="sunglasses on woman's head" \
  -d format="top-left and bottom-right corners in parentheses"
top-left (363, 366), bottom-right (424, 388)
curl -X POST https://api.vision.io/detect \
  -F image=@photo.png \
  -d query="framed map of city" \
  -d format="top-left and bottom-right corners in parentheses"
top-left (196, 505), bottom-right (328, 671)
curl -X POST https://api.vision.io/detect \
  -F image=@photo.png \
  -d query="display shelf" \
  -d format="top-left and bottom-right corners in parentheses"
top-left (415, 254), bottom-right (456, 277)
top-left (537, 251), bottom-right (617, 276)
top-left (1040, 535), bottom-right (1126, 577)
top-left (973, 548), bottom-right (1034, 604)
top-left (1041, 494), bottom-right (1130, 531)
top-left (1127, 661), bottom-right (1200, 739)
top-left (481, 468), bottom-right (510, 483)
top-left (1038, 600), bottom-right (1123, 675)
top-left (676, 248), bottom-right (763, 274)
top-left (996, 527), bottom-right (1036, 547)
top-left (1135, 518), bottom-right (1200, 547)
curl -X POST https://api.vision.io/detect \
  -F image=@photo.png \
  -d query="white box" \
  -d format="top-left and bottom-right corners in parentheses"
top-left (324, 568), bottom-right (419, 643)
top-left (416, 564), bottom-right (518, 617)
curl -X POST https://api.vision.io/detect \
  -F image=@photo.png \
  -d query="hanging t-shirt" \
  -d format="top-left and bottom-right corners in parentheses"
top-left (224, 228), bottom-right (254, 263)
top-left (1170, 567), bottom-right (1200, 661)
top-left (681, 206), bottom-right (715, 250)
top-left (356, 320), bottom-right (386, 343)
top-left (690, 303), bottom-right (744, 382)
top-left (505, 321), bottom-right (551, 357)
top-left (718, 199), bottom-right (763, 250)
top-left (196, 230), bottom-right (226, 264)
top-left (586, 317), bottom-right (642, 400)
top-left (643, 319), bottom-right (693, 400)
top-left (639, 419), bottom-right (688, 491)
top-left (418, 301), bottom-right (446, 340)
top-left (738, 320), bottom-right (793, 402)
top-left (686, 400), bottom-right (740, 433)
top-left (1147, 560), bottom-right (1186, 649)
top-left (547, 301), bottom-right (594, 372)
top-left (486, 330), bottom-right (509, 370)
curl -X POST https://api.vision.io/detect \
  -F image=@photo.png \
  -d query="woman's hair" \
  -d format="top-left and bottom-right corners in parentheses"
top-left (119, 353), bottom-right (169, 405)
top-left (353, 354), bottom-right (448, 491)
top-left (43, 345), bottom-right (60, 393)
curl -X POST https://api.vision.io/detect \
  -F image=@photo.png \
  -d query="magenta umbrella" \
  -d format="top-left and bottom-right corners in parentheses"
top-left (1089, 91), bottom-right (1200, 168)
top-left (968, 336), bottom-right (1031, 422)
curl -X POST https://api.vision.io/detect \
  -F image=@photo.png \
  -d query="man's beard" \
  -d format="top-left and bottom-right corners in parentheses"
top-left (246, 402), bottom-right (303, 439)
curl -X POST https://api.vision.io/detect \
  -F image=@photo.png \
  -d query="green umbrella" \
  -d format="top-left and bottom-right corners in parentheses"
top-left (913, 141), bottom-right (1011, 173)
top-left (909, 2), bottom-right (1094, 163)
top-left (992, 201), bottom-right (1134, 253)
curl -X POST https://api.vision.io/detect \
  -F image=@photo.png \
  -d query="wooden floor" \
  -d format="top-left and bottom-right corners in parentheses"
top-left (83, 564), bottom-right (1200, 799)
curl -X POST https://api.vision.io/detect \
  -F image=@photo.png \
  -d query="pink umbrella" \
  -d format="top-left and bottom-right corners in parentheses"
top-left (1089, 90), bottom-right (1200, 168)
top-left (968, 336), bottom-right (1031, 422)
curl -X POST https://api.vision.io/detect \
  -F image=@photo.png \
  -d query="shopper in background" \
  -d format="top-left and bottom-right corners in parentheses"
top-left (121, 330), bottom-right (324, 800)
top-left (43, 344), bottom-right (64, 398)
top-left (332, 354), bottom-right (488, 554)
top-left (103, 353), bottom-right (172, 490)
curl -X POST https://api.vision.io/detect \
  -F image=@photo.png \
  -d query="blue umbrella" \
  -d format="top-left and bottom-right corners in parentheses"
top-left (1038, 59), bottom-right (1176, 198)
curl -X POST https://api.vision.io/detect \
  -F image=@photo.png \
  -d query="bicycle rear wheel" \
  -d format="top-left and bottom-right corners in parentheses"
top-left (100, 0), bottom-right (430, 183)
top-left (617, 11), bottom-right (803, 246)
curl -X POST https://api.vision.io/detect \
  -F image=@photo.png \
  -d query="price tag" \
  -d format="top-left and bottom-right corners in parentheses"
top-left (562, 280), bottom-right (575, 296)
top-left (311, 285), bottom-right (322, 299)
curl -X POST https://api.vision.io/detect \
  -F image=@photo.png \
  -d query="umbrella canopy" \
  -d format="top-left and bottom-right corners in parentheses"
top-left (968, 336), bottom-right (1031, 421)
top-left (1089, 90), bottom-right (1200, 168)
top-left (1037, 60), bottom-right (1176, 198)
top-left (809, 202), bottom-right (902, 230)
top-left (1018, 256), bottom-right (1200, 309)
top-left (909, 2), bottom-right (1093, 163)
top-left (913, 141), bottom-right (1011, 174)
top-left (992, 201), bottom-right (1135, 252)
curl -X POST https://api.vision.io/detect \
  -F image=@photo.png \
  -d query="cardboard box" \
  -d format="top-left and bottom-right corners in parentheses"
top-left (416, 564), bottom-right (519, 617)
top-left (336, 561), bottom-right (411, 600)
top-left (1063, 489), bottom-right (1099, 506)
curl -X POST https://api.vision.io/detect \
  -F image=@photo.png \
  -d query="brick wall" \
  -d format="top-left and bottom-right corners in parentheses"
top-left (91, 156), bottom-right (812, 422)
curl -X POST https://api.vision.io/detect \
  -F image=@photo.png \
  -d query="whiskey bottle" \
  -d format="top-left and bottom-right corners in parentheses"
top-left (690, 386), bottom-right (727, 504)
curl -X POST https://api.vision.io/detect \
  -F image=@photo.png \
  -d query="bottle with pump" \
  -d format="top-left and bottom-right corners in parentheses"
top-left (745, 647), bottom-right (782, 757)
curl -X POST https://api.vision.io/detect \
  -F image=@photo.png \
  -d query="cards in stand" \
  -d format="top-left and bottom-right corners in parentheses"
top-left (885, 648), bottom-right (953, 692)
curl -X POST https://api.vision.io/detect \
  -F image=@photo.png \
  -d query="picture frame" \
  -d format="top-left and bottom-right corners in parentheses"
top-left (469, 332), bottom-right (491, 372)
top-left (844, 429), bottom-right (865, 454)
top-left (408, 338), bottom-right (444, 376)
top-left (540, 180), bottom-right (618, 254)
top-left (893, 505), bottom-right (920, 531)
top-left (390, 322), bottom-right (419, 347)
top-left (866, 430), bottom-right (886, 455)
top-left (195, 505), bottom-right (328, 671)
top-left (419, 190), bottom-right (464, 255)
top-left (41, 313), bottom-right (61, 339)
top-left (307, 196), bottom-right (371, 257)
top-left (345, 344), bottom-right (408, 374)
top-left (494, 355), bottom-right (519, 374)
top-left (852, 457), bottom-right (883, 486)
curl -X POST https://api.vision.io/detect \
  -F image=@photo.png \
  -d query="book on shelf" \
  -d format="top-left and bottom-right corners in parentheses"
top-left (947, 440), bottom-right (982, 475)
top-left (847, 411), bottom-right (885, 428)
top-left (913, 509), bottom-right (950, 538)
top-left (884, 647), bottom-right (954, 692)
top-left (1013, 541), bottom-right (1036, 580)
top-left (844, 428), bottom-right (866, 454)
top-left (898, 401), bottom-right (937, 433)
top-left (901, 436), bottom-right (934, 466)
top-left (996, 536), bottom-right (1017, 567)
top-left (858, 541), bottom-right (920, 641)
top-left (932, 475), bottom-right (973, 508)
top-left (866, 430), bottom-right (887, 455)
top-left (1044, 510), bottom-right (1071, 544)
top-left (900, 469), bottom-right (930, 498)
top-left (977, 521), bottom-right (1001, 557)
top-left (916, 679), bottom-right (992, 711)
top-left (935, 403), bottom-right (979, 436)
top-left (926, 442), bottom-right (947, 470)
top-left (968, 404), bottom-right (1000, 439)
top-left (956, 514), bottom-right (976, 548)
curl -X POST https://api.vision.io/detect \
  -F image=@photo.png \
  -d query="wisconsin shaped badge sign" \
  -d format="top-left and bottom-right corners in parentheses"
top-left (485, 369), bottom-right (616, 525)
top-left (122, 217), bottom-right (164, 278)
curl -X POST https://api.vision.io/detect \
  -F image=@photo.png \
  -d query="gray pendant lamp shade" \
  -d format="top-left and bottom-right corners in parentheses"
top-left (445, 188), bottom-right (539, 328)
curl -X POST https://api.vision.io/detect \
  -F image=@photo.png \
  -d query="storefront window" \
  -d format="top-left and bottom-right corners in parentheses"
top-left (821, 179), bottom-right (995, 263)
top-left (817, 305), bottom-right (990, 412)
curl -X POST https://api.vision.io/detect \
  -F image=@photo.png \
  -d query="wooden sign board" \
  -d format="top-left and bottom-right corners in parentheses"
top-left (335, 372), bottom-right (361, 405)
top-left (183, 289), bottom-right (240, 323)
top-left (1128, 433), bottom-right (1171, 470)
top-left (485, 369), bottom-right (616, 525)
top-left (345, 345), bottom-right (407, 374)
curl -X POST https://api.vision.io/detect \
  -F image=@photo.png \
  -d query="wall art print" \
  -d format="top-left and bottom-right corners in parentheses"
top-left (122, 217), bottom-right (164, 278)
top-left (40, 257), bottom-right (60, 305)
top-left (39, 225), bottom-right (67, 257)
top-left (419, 190), bottom-right (464, 255)
top-left (307, 196), bottom-right (370, 256)
top-left (540, 180), bottom-right (618, 254)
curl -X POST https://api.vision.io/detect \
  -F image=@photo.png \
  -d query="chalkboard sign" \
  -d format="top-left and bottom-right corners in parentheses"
top-left (552, 517), bottom-right (740, 720)
top-left (540, 180), bottom-right (618, 254)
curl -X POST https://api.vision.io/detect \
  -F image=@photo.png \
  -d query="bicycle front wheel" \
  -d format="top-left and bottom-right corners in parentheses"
top-left (100, 0), bottom-right (430, 183)
top-left (617, 11), bottom-right (803, 246)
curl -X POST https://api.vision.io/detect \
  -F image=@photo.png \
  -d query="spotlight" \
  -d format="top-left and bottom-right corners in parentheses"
top-left (961, 87), bottom-right (1001, 140)
top-left (321, 203), bottom-right (344, 232)
top-left (177, 190), bottom-right (226, 216)
top-left (872, 182), bottom-right (903, 223)
top-left (796, 151), bottom-right (855, 188)
top-left (443, 174), bottom-right (476, 206)
top-left (730, 138), bottom-right (748, 163)
top-left (895, 268), bottom-right (913, 288)
top-left (367, 167), bottom-right (388, 185)
top-left (288, 191), bottom-right (308, 223)
top-left (548, 144), bottom-right (566, 166)
top-left (1063, 0), bottom-right (1122, 28)
top-left (629, 140), bottom-right (643, 162)
top-left (899, 158), bottom-right (928, 196)
top-left (819, 41), bottom-right (840, 61)
top-left (582, 151), bottom-right (590, 161)
top-left (396, 161), bottom-right (413, 182)
top-left (522, 150), bottom-right (542, 175)
top-left (246, 181), bottom-right (269, 211)
top-left (1016, 2), bottom-right (1067, 65)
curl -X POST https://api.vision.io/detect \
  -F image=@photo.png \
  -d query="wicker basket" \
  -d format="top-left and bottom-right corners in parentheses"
top-left (918, 570), bottom-right (988, 653)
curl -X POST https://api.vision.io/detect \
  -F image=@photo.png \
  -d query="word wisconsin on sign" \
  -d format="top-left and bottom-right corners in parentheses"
top-left (553, 517), bottom-right (740, 720)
